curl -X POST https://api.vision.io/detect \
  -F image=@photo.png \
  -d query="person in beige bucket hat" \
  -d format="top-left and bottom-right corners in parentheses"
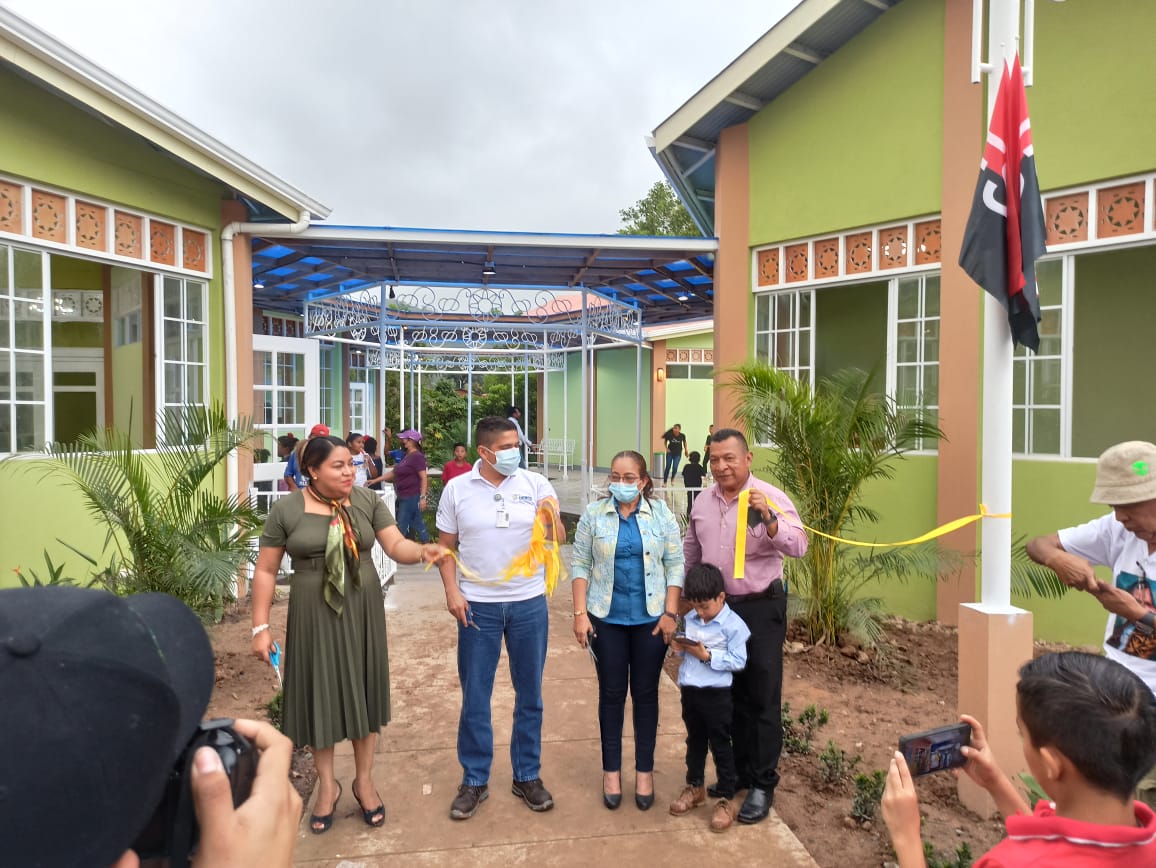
top-left (1028, 440), bottom-right (1156, 808)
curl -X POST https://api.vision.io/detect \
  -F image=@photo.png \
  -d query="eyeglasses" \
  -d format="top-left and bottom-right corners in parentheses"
top-left (608, 474), bottom-right (640, 484)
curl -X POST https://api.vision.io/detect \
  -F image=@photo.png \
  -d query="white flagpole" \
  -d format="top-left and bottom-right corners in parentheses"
top-left (979, 0), bottom-right (1021, 609)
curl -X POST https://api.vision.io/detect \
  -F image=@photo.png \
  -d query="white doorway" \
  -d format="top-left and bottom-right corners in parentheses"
top-left (252, 334), bottom-right (319, 485)
top-left (52, 349), bottom-right (104, 443)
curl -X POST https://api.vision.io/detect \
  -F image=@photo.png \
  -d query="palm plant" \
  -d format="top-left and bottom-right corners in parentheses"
top-left (728, 363), bottom-right (950, 646)
top-left (728, 363), bottom-right (1067, 646)
top-left (12, 404), bottom-right (262, 620)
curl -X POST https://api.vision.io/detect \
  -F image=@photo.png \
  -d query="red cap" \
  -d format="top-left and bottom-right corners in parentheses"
top-left (309, 423), bottom-right (330, 437)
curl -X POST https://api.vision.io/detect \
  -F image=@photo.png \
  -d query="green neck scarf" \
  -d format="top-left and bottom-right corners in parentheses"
top-left (309, 486), bottom-right (360, 616)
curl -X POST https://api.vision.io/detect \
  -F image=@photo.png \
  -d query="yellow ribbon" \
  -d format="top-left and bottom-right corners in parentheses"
top-left (427, 498), bottom-right (567, 595)
top-left (731, 490), bottom-right (1010, 578)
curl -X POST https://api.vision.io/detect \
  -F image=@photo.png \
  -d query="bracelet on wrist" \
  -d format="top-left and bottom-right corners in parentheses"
top-left (573, 610), bottom-right (587, 617)
top-left (251, 623), bottom-right (270, 638)
top-left (662, 610), bottom-right (678, 620)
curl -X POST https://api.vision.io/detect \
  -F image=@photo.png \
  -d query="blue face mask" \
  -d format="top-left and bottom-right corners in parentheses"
top-left (487, 446), bottom-right (521, 476)
top-left (608, 482), bottom-right (640, 504)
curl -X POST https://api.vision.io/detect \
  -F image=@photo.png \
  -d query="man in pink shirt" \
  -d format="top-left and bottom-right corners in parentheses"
top-left (683, 428), bottom-right (808, 825)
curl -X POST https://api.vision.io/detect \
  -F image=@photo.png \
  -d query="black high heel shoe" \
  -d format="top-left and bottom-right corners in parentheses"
top-left (635, 772), bottom-right (654, 811)
top-left (603, 772), bottom-right (622, 810)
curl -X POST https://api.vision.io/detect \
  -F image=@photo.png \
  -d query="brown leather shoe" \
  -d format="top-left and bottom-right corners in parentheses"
top-left (710, 798), bottom-right (739, 832)
top-left (668, 784), bottom-right (706, 816)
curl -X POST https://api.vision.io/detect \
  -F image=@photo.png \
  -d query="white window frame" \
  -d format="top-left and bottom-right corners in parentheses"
top-left (886, 272), bottom-right (941, 453)
top-left (318, 341), bottom-right (335, 430)
top-left (251, 334), bottom-right (319, 484)
top-left (154, 274), bottom-right (209, 443)
top-left (753, 289), bottom-right (815, 382)
top-left (0, 243), bottom-right (52, 453)
top-left (1012, 255), bottom-right (1073, 458)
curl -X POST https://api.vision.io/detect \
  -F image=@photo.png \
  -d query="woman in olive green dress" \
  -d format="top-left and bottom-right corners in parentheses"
top-left (251, 435), bottom-right (447, 833)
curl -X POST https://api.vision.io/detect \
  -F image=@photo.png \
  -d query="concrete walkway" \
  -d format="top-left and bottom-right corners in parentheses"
top-left (293, 563), bottom-right (818, 867)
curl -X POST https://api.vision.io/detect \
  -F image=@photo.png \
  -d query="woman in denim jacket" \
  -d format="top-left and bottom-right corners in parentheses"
top-left (572, 450), bottom-right (684, 811)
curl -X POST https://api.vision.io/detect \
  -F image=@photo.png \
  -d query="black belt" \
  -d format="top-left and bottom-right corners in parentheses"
top-left (726, 578), bottom-right (783, 604)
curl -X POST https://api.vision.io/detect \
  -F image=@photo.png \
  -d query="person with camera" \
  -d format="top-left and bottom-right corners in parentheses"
top-left (251, 434), bottom-right (449, 834)
top-left (0, 585), bottom-right (303, 868)
top-left (683, 428), bottom-right (808, 825)
top-left (1026, 440), bottom-right (1156, 808)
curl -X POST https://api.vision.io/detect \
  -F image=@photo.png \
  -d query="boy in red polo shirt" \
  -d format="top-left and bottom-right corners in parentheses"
top-left (883, 652), bottom-right (1156, 867)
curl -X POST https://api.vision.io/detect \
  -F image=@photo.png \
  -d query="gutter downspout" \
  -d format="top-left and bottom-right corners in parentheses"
top-left (221, 210), bottom-right (310, 499)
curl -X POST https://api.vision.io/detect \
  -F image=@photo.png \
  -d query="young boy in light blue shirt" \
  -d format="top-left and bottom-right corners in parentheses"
top-left (668, 563), bottom-right (751, 832)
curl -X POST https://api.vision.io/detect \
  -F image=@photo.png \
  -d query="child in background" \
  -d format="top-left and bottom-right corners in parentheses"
top-left (668, 563), bottom-right (751, 833)
top-left (681, 451), bottom-right (705, 516)
top-left (346, 432), bottom-right (369, 487)
top-left (442, 442), bottom-right (473, 485)
top-left (883, 651), bottom-right (1156, 866)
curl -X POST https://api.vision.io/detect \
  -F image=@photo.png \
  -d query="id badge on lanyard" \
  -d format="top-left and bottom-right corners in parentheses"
top-left (495, 492), bottom-right (510, 528)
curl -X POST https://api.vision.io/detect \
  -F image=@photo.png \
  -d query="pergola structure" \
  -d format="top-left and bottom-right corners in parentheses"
top-left (249, 226), bottom-right (719, 499)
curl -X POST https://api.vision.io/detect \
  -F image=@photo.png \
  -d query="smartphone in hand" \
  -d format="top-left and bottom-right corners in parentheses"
top-left (671, 632), bottom-right (697, 645)
top-left (898, 722), bottom-right (972, 777)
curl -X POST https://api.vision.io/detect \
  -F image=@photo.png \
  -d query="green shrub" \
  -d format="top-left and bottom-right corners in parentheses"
top-left (851, 769), bottom-right (886, 822)
top-left (265, 690), bottom-right (284, 730)
top-left (817, 739), bottom-right (861, 786)
top-left (924, 841), bottom-right (973, 868)
top-left (782, 702), bottom-right (830, 755)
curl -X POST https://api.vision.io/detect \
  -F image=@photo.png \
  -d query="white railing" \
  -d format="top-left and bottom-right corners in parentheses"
top-left (247, 484), bottom-right (399, 589)
top-left (527, 438), bottom-right (575, 479)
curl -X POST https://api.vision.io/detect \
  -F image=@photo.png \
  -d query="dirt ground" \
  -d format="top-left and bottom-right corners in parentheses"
top-left (206, 601), bottom-right (1034, 867)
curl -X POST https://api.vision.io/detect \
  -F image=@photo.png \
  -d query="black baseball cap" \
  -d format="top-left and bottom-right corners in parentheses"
top-left (0, 586), bottom-right (215, 867)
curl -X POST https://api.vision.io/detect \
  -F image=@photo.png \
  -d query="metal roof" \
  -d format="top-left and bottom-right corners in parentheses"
top-left (251, 225), bottom-right (718, 328)
top-left (650, 0), bottom-right (899, 234)
top-left (0, 7), bottom-right (329, 222)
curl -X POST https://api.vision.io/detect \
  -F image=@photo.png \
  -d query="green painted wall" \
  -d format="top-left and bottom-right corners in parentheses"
top-left (664, 383), bottom-right (713, 465)
top-left (665, 333), bottom-right (712, 350)
top-left (1032, 0), bottom-right (1156, 190)
top-left (110, 267), bottom-right (146, 447)
top-left (747, 0), bottom-right (944, 244)
top-left (814, 282), bottom-right (888, 383)
top-left (0, 67), bottom-right (225, 228)
top-left (1070, 247), bottom-right (1156, 458)
top-left (593, 347), bottom-right (652, 468)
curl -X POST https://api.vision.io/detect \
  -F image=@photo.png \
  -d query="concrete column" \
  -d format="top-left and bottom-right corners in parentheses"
top-left (221, 199), bottom-right (254, 495)
top-left (650, 338), bottom-right (667, 472)
top-left (713, 124), bottom-right (750, 431)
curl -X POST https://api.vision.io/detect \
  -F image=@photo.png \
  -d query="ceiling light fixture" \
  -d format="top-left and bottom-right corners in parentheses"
top-left (482, 260), bottom-right (497, 277)
top-left (387, 285), bottom-right (396, 300)
top-left (253, 277), bottom-right (265, 290)
top-left (677, 292), bottom-right (690, 302)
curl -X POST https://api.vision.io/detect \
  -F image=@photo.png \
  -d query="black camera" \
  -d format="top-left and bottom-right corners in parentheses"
top-left (133, 718), bottom-right (257, 867)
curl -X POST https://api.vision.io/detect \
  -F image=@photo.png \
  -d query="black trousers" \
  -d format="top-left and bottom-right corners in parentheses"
top-left (589, 615), bottom-right (669, 772)
top-left (681, 686), bottom-right (736, 797)
top-left (729, 586), bottom-right (787, 792)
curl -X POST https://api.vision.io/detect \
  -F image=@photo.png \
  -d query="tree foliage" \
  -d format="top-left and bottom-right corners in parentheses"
top-left (618, 181), bottom-right (700, 237)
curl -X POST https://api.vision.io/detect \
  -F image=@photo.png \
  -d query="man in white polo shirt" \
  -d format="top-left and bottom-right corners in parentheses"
top-left (436, 415), bottom-right (559, 820)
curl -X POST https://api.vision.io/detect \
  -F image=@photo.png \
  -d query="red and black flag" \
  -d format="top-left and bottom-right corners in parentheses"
top-left (959, 55), bottom-right (1047, 352)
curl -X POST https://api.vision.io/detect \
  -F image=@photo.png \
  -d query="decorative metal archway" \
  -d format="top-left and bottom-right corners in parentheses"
top-left (303, 281), bottom-right (648, 499)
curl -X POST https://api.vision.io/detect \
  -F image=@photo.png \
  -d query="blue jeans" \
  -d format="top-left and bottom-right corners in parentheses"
top-left (663, 452), bottom-right (681, 482)
top-left (589, 615), bottom-right (668, 772)
top-left (395, 494), bottom-right (429, 542)
top-left (457, 596), bottom-right (549, 786)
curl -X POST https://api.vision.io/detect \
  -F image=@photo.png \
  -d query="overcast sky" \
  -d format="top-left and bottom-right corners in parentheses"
top-left (4, 0), bottom-right (794, 233)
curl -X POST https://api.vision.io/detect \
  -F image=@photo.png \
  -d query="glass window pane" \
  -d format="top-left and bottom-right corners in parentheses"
top-left (54, 371), bottom-right (96, 386)
top-left (923, 320), bottom-right (940, 363)
top-left (923, 365), bottom-right (939, 406)
top-left (256, 389), bottom-right (274, 425)
top-left (1038, 308), bottom-right (1061, 338)
top-left (14, 250), bottom-right (42, 299)
top-left (164, 363), bottom-right (184, 403)
top-left (0, 246), bottom-right (7, 293)
top-left (774, 333), bottom-right (792, 368)
top-left (186, 365), bottom-right (203, 404)
top-left (1036, 259), bottom-right (1062, 307)
top-left (0, 356), bottom-right (8, 400)
top-left (14, 301), bottom-right (44, 349)
top-left (755, 333), bottom-right (769, 361)
top-left (1013, 359), bottom-right (1026, 404)
top-left (163, 320), bottom-right (182, 359)
top-left (163, 278), bottom-right (182, 317)
top-left (186, 323), bottom-right (204, 363)
top-left (1032, 358), bottom-right (1061, 405)
top-left (1031, 408), bottom-right (1061, 455)
top-left (755, 295), bottom-right (769, 332)
top-left (15, 402), bottom-right (44, 451)
top-left (1037, 334), bottom-right (1062, 356)
top-left (896, 365), bottom-right (919, 407)
top-left (1012, 408), bottom-right (1026, 453)
top-left (923, 277), bottom-right (941, 317)
top-left (276, 390), bottom-right (303, 425)
top-left (775, 293), bottom-right (792, 327)
top-left (0, 298), bottom-right (8, 349)
top-left (798, 331), bottom-right (811, 366)
top-left (185, 281), bottom-right (205, 321)
top-left (15, 353), bottom-right (44, 401)
top-left (254, 351), bottom-right (272, 386)
top-left (897, 279), bottom-right (920, 318)
top-left (798, 290), bottom-right (811, 324)
top-left (896, 322), bottom-right (918, 363)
